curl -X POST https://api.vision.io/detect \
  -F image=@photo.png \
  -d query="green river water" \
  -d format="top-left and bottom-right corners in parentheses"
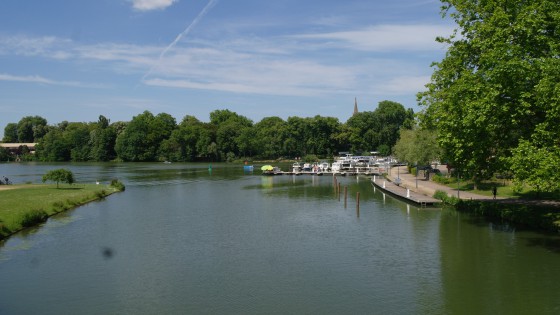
top-left (0, 162), bottom-right (559, 314)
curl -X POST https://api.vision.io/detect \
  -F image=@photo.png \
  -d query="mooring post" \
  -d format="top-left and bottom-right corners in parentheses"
top-left (356, 192), bottom-right (360, 217)
top-left (344, 186), bottom-right (348, 208)
top-left (407, 189), bottom-right (410, 198)
top-left (338, 182), bottom-right (341, 201)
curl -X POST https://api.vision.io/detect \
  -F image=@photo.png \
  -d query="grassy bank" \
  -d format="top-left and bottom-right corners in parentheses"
top-left (0, 182), bottom-right (124, 240)
top-left (456, 200), bottom-right (560, 233)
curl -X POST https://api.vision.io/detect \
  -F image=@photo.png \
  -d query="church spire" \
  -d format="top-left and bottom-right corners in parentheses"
top-left (353, 97), bottom-right (358, 116)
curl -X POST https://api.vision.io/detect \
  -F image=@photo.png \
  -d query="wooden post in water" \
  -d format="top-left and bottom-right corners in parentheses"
top-left (338, 182), bottom-right (341, 201)
top-left (356, 192), bottom-right (360, 217)
top-left (344, 186), bottom-right (348, 208)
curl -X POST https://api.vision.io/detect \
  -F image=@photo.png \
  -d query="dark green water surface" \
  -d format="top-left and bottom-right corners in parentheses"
top-left (1, 163), bottom-right (559, 314)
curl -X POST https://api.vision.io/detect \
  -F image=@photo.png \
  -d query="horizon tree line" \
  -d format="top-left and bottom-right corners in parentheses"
top-left (1, 100), bottom-right (414, 163)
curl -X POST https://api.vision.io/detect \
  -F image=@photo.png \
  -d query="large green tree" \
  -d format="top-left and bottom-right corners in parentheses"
top-left (210, 110), bottom-right (253, 159)
top-left (393, 128), bottom-right (441, 166)
top-left (419, 0), bottom-right (560, 189)
top-left (253, 116), bottom-right (287, 159)
top-left (17, 116), bottom-right (48, 143)
top-left (115, 111), bottom-right (176, 161)
top-left (346, 100), bottom-right (413, 154)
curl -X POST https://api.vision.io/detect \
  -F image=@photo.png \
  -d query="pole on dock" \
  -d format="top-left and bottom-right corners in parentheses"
top-left (344, 186), bottom-right (348, 208)
top-left (356, 192), bottom-right (360, 217)
top-left (407, 189), bottom-right (410, 198)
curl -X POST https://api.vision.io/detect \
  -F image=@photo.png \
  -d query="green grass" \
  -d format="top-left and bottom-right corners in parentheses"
top-left (433, 174), bottom-right (560, 200)
top-left (0, 183), bottom-right (121, 239)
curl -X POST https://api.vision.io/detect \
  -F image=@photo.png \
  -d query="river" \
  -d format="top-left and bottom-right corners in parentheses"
top-left (1, 162), bottom-right (559, 314)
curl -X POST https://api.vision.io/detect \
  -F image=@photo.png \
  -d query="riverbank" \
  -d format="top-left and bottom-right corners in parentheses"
top-left (0, 182), bottom-right (124, 240)
top-left (386, 166), bottom-right (560, 233)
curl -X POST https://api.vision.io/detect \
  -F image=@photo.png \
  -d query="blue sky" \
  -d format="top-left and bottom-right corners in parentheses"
top-left (0, 0), bottom-right (454, 136)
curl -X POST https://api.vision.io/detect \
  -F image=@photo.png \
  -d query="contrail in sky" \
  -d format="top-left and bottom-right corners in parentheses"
top-left (142, 0), bottom-right (218, 81)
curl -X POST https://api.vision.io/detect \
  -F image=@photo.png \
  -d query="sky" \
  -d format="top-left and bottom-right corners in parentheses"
top-left (0, 0), bottom-right (454, 137)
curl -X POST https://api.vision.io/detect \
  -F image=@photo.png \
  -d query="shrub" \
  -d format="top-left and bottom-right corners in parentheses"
top-left (433, 190), bottom-right (448, 201)
top-left (432, 173), bottom-right (454, 185)
top-left (20, 209), bottom-right (48, 227)
top-left (95, 190), bottom-right (107, 198)
top-left (110, 179), bottom-right (126, 191)
top-left (433, 190), bottom-right (460, 206)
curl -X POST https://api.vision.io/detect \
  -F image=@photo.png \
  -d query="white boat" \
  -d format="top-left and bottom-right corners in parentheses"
top-left (318, 161), bottom-right (330, 172)
top-left (292, 162), bottom-right (302, 173)
top-left (331, 161), bottom-right (342, 172)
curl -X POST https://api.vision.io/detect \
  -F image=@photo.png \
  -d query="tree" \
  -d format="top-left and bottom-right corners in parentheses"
top-left (253, 117), bottom-right (287, 158)
top-left (37, 128), bottom-right (70, 161)
top-left (0, 147), bottom-right (10, 162)
top-left (346, 101), bottom-right (412, 154)
top-left (89, 115), bottom-right (116, 161)
top-left (115, 111), bottom-right (176, 161)
top-left (418, 0), bottom-right (560, 189)
top-left (393, 128), bottom-right (441, 166)
top-left (17, 116), bottom-right (48, 142)
top-left (2, 123), bottom-right (18, 142)
top-left (42, 169), bottom-right (75, 188)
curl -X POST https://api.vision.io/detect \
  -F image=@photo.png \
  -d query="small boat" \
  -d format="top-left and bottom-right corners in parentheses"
top-left (292, 162), bottom-right (302, 173)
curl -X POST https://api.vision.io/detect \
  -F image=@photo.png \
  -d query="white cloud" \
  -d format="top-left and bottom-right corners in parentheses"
top-left (376, 75), bottom-right (431, 95)
top-left (0, 73), bottom-right (108, 88)
top-left (129, 0), bottom-right (178, 11)
top-left (0, 21), bottom-right (442, 98)
top-left (292, 24), bottom-right (453, 52)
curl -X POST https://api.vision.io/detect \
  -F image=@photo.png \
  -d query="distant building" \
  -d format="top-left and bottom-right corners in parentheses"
top-left (0, 143), bottom-right (37, 154)
top-left (353, 97), bottom-right (359, 116)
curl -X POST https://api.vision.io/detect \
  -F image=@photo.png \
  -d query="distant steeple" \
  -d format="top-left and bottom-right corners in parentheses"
top-left (353, 97), bottom-right (358, 116)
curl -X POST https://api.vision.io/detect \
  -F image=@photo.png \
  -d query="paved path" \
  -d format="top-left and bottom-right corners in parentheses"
top-left (385, 166), bottom-right (500, 201)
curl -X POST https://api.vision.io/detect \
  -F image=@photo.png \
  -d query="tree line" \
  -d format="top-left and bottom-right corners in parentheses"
top-left (1, 100), bottom-right (414, 163)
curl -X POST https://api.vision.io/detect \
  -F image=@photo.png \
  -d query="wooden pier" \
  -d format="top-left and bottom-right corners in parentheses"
top-left (262, 170), bottom-right (383, 176)
top-left (371, 176), bottom-right (441, 207)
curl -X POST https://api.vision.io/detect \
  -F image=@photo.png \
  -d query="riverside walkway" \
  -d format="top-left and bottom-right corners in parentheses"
top-left (381, 166), bottom-right (501, 203)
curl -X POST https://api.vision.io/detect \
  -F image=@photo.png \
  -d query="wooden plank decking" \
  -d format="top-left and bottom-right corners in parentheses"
top-left (371, 176), bottom-right (441, 206)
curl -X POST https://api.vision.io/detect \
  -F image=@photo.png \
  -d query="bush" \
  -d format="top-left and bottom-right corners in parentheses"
top-left (432, 173), bottom-right (455, 185)
top-left (433, 190), bottom-right (448, 201)
top-left (433, 190), bottom-right (460, 206)
top-left (110, 179), bottom-right (126, 191)
top-left (20, 209), bottom-right (48, 227)
top-left (94, 190), bottom-right (108, 198)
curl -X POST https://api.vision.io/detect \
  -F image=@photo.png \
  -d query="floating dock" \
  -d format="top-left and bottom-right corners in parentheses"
top-left (371, 176), bottom-right (441, 207)
top-left (262, 171), bottom-right (383, 176)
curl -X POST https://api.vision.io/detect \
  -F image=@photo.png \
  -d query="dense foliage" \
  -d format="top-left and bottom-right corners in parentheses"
top-left (2, 101), bottom-right (413, 162)
top-left (419, 0), bottom-right (560, 191)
